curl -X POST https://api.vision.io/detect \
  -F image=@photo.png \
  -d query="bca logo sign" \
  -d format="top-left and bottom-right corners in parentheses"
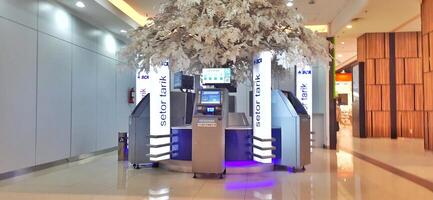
top-left (298, 70), bottom-right (312, 74)
top-left (137, 74), bottom-right (150, 79)
top-left (254, 58), bottom-right (263, 65)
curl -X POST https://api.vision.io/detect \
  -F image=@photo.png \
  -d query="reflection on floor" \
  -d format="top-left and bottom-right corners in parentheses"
top-left (1, 146), bottom-right (433, 199)
top-left (338, 126), bottom-right (433, 183)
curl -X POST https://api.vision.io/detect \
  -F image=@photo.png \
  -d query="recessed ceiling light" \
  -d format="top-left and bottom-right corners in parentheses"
top-left (341, 42), bottom-right (345, 45)
top-left (75, 1), bottom-right (85, 8)
top-left (287, 1), bottom-right (294, 7)
top-left (346, 24), bottom-right (353, 29)
top-left (120, 29), bottom-right (127, 33)
top-left (338, 54), bottom-right (343, 58)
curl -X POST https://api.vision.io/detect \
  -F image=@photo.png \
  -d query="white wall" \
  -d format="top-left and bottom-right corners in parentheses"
top-left (312, 64), bottom-right (330, 148)
top-left (0, 0), bottom-right (135, 173)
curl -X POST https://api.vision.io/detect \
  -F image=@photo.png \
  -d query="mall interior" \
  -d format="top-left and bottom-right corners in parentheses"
top-left (1, 0), bottom-right (433, 199)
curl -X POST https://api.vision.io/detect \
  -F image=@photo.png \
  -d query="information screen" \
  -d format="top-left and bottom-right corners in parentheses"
top-left (201, 91), bottom-right (221, 104)
top-left (202, 68), bottom-right (231, 84)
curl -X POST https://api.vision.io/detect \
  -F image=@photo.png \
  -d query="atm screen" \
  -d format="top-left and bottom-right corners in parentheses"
top-left (201, 91), bottom-right (221, 104)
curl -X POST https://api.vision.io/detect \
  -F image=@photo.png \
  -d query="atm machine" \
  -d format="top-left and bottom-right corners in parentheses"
top-left (192, 88), bottom-right (229, 178)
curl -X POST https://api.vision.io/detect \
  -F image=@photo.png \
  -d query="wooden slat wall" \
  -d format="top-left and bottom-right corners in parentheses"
top-left (357, 32), bottom-right (424, 138)
top-left (358, 33), bottom-right (391, 137)
top-left (422, 0), bottom-right (433, 150)
top-left (395, 32), bottom-right (424, 138)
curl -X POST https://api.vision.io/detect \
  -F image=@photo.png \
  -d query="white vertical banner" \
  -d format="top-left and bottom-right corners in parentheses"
top-left (296, 65), bottom-right (313, 130)
top-left (149, 61), bottom-right (171, 161)
top-left (253, 51), bottom-right (273, 163)
top-left (136, 70), bottom-right (151, 105)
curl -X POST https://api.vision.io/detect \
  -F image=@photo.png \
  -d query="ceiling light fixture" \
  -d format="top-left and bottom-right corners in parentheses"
top-left (346, 24), bottom-right (353, 29)
top-left (338, 54), bottom-right (343, 58)
top-left (305, 25), bottom-right (328, 33)
top-left (341, 42), bottom-right (345, 45)
top-left (287, 1), bottom-right (294, 7)
top-left (120, 29), bottom-right (127, 33)
top-left (75, 1), bottom-right (85, 8)
top-left (108, 0), bottom-right (151, 26)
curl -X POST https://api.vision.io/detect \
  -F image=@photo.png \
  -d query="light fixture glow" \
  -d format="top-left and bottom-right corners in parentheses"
top-left (346, 24), bottom-right (353, 29)
top-left (338, 54), bottom-right (343, 58)
top-left (287, 1), bottom-right (294, 7)
top-left (341, 41), bottom-right (345, 45)
top-left (305, 25), bottom-right (328, 33)
top-left (120, 29), bottom-right (127, 33)
top-left (108, 0), bottom-right (151, 26)
top-left (75, 1), bottom-right (85, 8)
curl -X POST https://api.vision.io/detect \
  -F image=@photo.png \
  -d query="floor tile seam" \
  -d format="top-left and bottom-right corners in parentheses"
top-left (191, 179), bottom-right (207, 199)
top-left (338, 147), bottom-right (433, 193)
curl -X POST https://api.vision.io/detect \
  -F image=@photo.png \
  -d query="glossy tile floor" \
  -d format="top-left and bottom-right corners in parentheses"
top-left (1, 145), bottom-right (433, 200)
top-left (338, 126), bottom-right (433, 183)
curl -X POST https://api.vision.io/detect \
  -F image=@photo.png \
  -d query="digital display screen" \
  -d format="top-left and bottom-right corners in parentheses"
top-left (173, 71), bottom-right (183, 89)
top-left (206, 107), bottom-right (215, 112)
top-left (201, 91), bottom-right (221, 104)
top-left (202, 68), bottom-right (231, 84)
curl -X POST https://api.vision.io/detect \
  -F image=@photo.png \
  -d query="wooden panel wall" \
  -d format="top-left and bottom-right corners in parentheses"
top-left (395, 32), bottom-right (424, 138)
top-left (357, 32), bottom-right (424, 138)
top-left (358, 33), bottom-right (391, 138)
top-left (422, 0), bottom-right (433, 150)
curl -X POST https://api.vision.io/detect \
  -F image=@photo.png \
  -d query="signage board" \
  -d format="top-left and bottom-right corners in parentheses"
top-left (149, 62), bottom-right (171, 161)
top-left (202, 68), bottom-right (231, 84)
top-left (252, 52), bottom-right (273, 164)
top-left (136, 70), bottom-right (151, 105)
top-left (296, 65), bottom-right (313, 130)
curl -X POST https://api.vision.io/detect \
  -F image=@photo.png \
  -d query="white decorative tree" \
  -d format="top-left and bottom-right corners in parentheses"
top-left (122, 0), bottom-right (330, 81)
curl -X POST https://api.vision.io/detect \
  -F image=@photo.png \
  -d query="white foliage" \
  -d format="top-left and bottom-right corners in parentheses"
top-left (121, 0), bottom-right (331, 81)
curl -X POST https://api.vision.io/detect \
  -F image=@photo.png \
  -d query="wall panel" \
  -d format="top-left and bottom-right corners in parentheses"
top-left (36, 33), bottom-right (72, 164)
top-left (375, 59), bottom-right (390, 84)
top-left (358, 31), bottom-right (424, 138)
top-left (96, 56), bottom-right (117, 150)
top-left (0, 0), bottom-right (133, 175)
top-left (405, 58), bottom-right (423, 84)
top-left (0, 18), bottom-right (37, 174)
top-left (372, 112), bottom-right (391, 137)
top-left (401, 112), bottom-right (424, 138)
top-left (415, 84), bottom-right (424, 111)
top-left (423, 34), bottom-right (430, 72)
top-left (382, 86), bottom-right (390, 111)
top-left (0, 0), bottom-right (37, 28)
top-left (395, 32), bottom-right (419, 58)
top-left (366, 33), bottom-right (386, 59)
top-left (365, 59), bottom-right (376, 85)
top-left (366, 112), bottom-right (373, 137)
top-left (397, 85), bottom-right (415, 111)
top-left (38, 0), bottom-right (73, 42)
top-left (116, 68), bottom-right (135, 133)
top-left (366, 85), bottom-right (382, 111)
top-left (428, 112), bottom-right (433, 149)
top-left (357, 35), bottom-right (366, 62)
top-left (71, 47), bottom-right (98, 156)
top-left (429, 32), bottom-right (433, 71)
top-left (396, 58), bottom-right (405, 84)
top-left (425, 72), bottom-right (433, 110)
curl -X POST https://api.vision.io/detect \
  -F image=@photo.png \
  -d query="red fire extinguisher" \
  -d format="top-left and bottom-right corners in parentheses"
top-left (128, 88), bottom-right (135, 104)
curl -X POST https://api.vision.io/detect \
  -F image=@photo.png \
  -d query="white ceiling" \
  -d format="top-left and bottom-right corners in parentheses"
top-left (335, 0), bottom-right (422, 68)
top-left (294, 0), bottom-right (349, 25)
top-left (126, 0), bottom-right (350, 25)
top-left (57, 0), bottom-right (134, 42)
